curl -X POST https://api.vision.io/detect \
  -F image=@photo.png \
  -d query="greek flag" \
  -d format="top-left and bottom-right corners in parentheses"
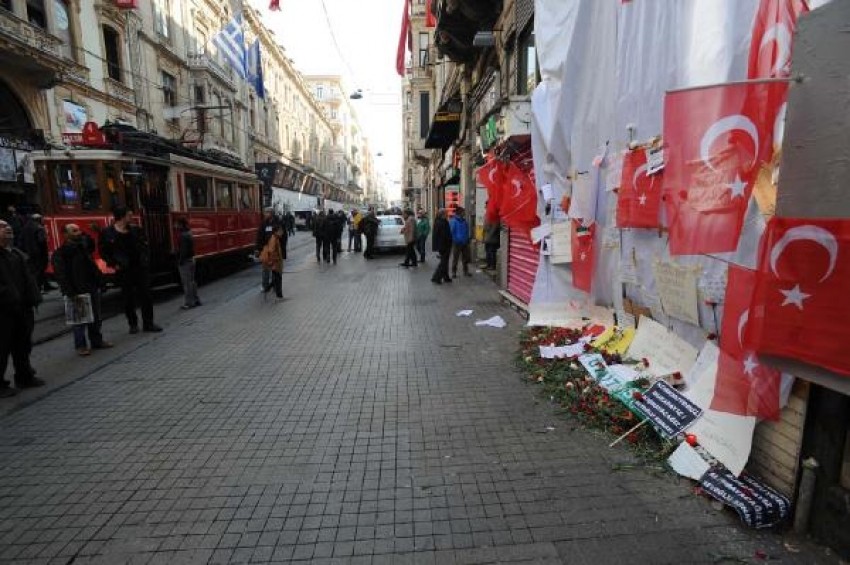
top-left (212, 14), bottom-right (246, 79)
top-left (246, 39), bottom-right (265, 99)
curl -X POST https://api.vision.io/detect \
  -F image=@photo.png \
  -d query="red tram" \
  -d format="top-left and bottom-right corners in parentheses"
top-left (32, 124), bottom-right (261, 282)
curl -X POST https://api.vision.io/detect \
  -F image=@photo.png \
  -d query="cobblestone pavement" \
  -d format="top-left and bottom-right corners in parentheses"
top-left (0, 250), bottom-right (841, 564)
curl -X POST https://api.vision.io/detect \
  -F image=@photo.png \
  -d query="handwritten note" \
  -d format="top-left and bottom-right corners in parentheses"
top-left (684, 341), bottom-right (755, 476)
top-left (550, 222), bottom-right (572, 264)
top-left (698, 271), bottom-right (727, 305)
top-left (653, 260), bottom-right (700, 325)
top-left (626, 317), bottom-right (699, 378)
top-left (668, 442), bottom-right (710, 481)
top-left (620, 252), bottom-right (639, 285)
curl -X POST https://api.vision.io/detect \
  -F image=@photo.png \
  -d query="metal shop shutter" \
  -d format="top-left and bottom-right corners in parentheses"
top-left (507, 227), bottom-right (539, 305)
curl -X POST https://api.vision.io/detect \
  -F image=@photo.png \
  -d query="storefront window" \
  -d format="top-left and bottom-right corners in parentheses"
top-left (215, 181), bottom-right (234, 209)
top-left (54, 164), bottom-right (76, 208)
top-left (185, 173), bottom-right (211, 209)
top-left (78, 163), bottom-right (101, 210)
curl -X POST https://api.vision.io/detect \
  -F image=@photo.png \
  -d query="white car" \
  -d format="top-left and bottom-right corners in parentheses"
top-left (374, 215), bottom-right (406, 252)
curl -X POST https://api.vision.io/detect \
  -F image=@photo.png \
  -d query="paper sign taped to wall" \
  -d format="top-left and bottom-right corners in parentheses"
top-left (550, 222), bottom-right (572, 264)
top-left (653, 260), bottom-right (700, 325)
top-left (626, 317), bottom-right (698, 378)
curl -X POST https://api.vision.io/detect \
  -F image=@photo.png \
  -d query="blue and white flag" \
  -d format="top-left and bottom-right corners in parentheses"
top-left (212, 13), bottom-right (246, 79)
top-left (246, 39), bottom-right (265, 99)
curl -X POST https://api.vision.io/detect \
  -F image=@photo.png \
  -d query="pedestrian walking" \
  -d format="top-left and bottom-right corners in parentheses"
top-left (323, 209), bottom-right (341, 264)
top-left (52, 224), bottom-right (113, 356)
top-left (259, 225), bottom-right (285, 300)
top-left (99, 207), bottom-right (163, 334)
top-left (313, 211), bottom-right (327, 263)
top-left (361, 207), bottom-right (379, 259)
top-left (175, 217), bottom-right (201, 310)
top-left (450, 206), bottom-right (472, 277)
top-left (415, 209), bottom-right (430, 263)
top-left (483, 218), bottom-right (501, 270)
top-left (257, 206), bottom-right (283, 289)
top-left (0, 219), bottom-right (43, 397)
top-left (2, 205), bottom-right (22, 248)
top-left (400, 210), bottom-right (418, 268)
top-left (335, 210), bottom-right (346, 255)
top-left (285, 211), bottom-right (295, 236)
top-left (19, 213), bottom-right (54, 291)
top-left (349, 209), bottom-right (362, 252)
top-left (430, 209), bottom-right (452, 284)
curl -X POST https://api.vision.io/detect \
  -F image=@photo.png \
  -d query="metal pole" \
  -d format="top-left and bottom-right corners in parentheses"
top-left (666, 75), bottom-right (803, 95)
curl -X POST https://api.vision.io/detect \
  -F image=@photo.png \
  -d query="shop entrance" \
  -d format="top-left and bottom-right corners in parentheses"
top-left (0, 79), bottom-right (39, 214)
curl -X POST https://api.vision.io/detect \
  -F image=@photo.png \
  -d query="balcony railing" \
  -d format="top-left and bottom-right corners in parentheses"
top-left (187, 52), bottom-right (236, 91)
top-left (0, 8), bottom-right (90, 85)
top-left (104, 78), bottom-right (135, 106)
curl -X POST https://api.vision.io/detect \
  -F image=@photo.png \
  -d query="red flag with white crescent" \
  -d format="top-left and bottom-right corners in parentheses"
top-left (499, 162), bottom-right (539, 231)
top-left (748, 0), bottom-right (808, 80)
top-left (662, 82), bottom-right (785, 255)
top-left (616, 149), bottom-right (661, 228)
top-left (570, 221), bottom-right (595, 293)
top-left (710, 264), bottom-right (782, 421)
top-left (746, 217), bottom-right (850, 377)
top-left (476, 157), bottom-right (505, 224)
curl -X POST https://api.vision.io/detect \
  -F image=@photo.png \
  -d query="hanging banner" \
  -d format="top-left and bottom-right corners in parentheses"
top-left (632, 381), bottom-right (703, 439)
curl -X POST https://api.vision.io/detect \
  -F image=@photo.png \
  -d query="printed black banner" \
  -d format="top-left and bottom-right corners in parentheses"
top-left (633, 381), bottom-right (702, 439)
top-left (700, 467), bottom-right (791, 528)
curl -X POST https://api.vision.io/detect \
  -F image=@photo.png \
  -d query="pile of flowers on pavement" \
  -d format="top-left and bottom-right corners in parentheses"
top-left (517, 325), bottom-right (669, 458)
top-left (515, 320), bottom-right (793, 530)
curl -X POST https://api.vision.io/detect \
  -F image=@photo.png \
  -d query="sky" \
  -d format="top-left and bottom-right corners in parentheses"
top-left (249, 0), bottom-right (405, 200)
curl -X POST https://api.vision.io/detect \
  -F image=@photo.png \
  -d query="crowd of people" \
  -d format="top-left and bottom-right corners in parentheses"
top-left (1, 202), bottom-right (500, 399)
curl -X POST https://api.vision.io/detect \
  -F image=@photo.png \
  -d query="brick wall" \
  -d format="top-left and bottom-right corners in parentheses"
top-left (748, 380), bottom-right (810, 496)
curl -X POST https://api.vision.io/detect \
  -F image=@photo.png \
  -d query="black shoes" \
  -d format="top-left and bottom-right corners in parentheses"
top-left (129, 326), bottom-right (139, 334)
top-left (143, 324), bottom-right (163, 333)
top-left (16, 377), bottom-right (45, 389)
top-left (0, 386), bottom-right (18, 398)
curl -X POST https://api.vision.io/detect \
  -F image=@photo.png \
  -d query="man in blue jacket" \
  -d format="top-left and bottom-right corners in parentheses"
top-left (449, 206), bottom-right (472, 278)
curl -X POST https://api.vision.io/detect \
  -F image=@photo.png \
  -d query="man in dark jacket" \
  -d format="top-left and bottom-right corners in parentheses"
top-left (323, 209), bottom-right (342, 264)
top-left (256, 207), bottom-right (280, 252)
top-left (19, 213), bottom-right (53, 291)
top-left (53, 224), bottom-right (113, 355)
top-left (430, 208), bottom-right (453, 284)
top-left (99, 207), bottom-right (162, 334)
top-left (361, 207), bottom-right (380, 259)
top-left (176, 217), bottom-right (201, 310)
top-left (312, 210), bottom-right (327, 263)
top-left (0, 219), bottom-right (43, 397)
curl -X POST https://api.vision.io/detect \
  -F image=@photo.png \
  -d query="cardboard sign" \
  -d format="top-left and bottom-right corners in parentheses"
top-left (626, 317), bottom-right (698, 378)
top-left (633, 381), bottom-right (702, 439)
top-left (699, 468), bottom-right (791, 529)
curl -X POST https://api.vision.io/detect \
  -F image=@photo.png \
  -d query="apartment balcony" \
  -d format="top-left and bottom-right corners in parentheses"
top-left (407, 65), bottom-right (432, 81)
top-left (104, 78), bottom-right (135, 106)
top-left (187, 52), bottom-right (236, 92)
top-left (0, 8), bottom-right (90, 88)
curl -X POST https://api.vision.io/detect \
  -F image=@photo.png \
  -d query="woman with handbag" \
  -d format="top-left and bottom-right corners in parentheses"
top-left (259, 225), bottom-right (286, 301)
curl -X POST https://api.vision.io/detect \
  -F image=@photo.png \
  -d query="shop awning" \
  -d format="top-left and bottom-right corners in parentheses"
top-left (434, 0), bottom-right (502, 63)
top-left (424, 110), bottom-right (461, 150)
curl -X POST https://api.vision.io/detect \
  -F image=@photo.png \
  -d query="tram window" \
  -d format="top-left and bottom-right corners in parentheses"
top-left (103, 163), bottom-right (122, 209)
top-left (54, 163), bottom-right (77, 208)
top-left (215, 181), bottom-right (234, 209)
top-left (239, 185), bottom-right (253, 210)
top-left (185, 173), bottom-right (211, 209)
top-left (78, 164), bottom-right (101, 210)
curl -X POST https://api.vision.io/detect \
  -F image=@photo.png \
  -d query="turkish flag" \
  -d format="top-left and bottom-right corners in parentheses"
top-left (571, 221), bottom-right (595, 293)
top-left (477, 158), bottom-right (505, 223)
top-left (710, 265), bottom-right (782, 421)
top-left (425, 0), bottom-right (437, 27)
top-left (616, 149), bottom-right (662, 228)
top-left (396, 0), bottom-right (412, 76)
top-left (748, 0), bottom-right (808, 80)
top-left (499, 162), bottom-right (539, 231)
top-left (268, 0), bottom-right (280, 11)
top-left (746, 217), bottom-right (850, 377)
top-left (662, 82), bottom-right (785, 255)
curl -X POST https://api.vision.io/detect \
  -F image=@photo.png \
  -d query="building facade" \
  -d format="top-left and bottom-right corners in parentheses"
top-left (0, 0), bottom-right (372, 212)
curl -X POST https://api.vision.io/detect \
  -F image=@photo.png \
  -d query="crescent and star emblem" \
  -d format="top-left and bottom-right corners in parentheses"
top-left (769, 225), bottom-right (839, 310)
top-left (699, 114), bottom-right (759, 199)
top-left (759, 23), bottom-right (792, 77)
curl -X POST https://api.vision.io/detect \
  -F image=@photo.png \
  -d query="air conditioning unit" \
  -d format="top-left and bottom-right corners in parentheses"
top-left (500, 96), bottom-right (532, 138)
